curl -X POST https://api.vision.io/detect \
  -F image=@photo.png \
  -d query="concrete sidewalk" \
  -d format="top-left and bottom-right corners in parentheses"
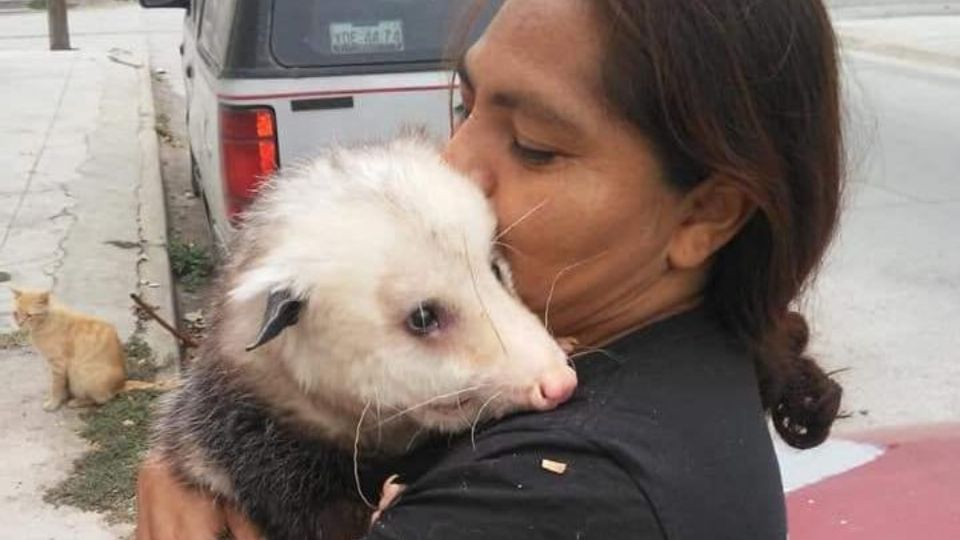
top-left (0, 4), bottom-right (179, 538)
top-left (0, 5), bottom-right (177, 355)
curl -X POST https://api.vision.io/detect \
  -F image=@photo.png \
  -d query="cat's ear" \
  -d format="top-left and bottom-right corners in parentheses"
top-left (8, 286), bottom-right (22, 298)
top-left (245, 288), bottom-right (303, 352)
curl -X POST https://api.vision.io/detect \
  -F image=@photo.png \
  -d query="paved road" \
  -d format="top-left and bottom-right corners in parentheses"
top-left (830, 0), bottom-right (954, 6)
top-left (828, 0), bottom-right (959, 17)
top-left (804, 33), bottom-right (960, 431)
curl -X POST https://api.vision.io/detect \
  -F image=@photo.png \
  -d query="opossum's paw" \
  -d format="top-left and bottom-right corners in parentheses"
top-left (67, 398), bottom-right (95, 409)
top-left (42, 397), bottom-right (64, 412)
top-left (556, 337), bottom-right (580, 355)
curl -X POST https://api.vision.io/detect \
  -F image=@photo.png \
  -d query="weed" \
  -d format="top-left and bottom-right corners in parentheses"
top-left (168, 237), bottom-right (214, 291)
top-left (154, 112), bottom-right (180, 147)
top-left (0, 329), bottom-right (29, 349)
top-left (124, 334), bottom-right (159, 381)
top-left (44, 389), bottom-right (163, 524)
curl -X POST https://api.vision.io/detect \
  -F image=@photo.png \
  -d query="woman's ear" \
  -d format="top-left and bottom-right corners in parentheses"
top-left (667, 176), bottom-right (755, 270)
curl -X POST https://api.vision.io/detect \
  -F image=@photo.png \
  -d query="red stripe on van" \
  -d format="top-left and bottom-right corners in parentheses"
top-left (218, 84), bottom-right (457, 102)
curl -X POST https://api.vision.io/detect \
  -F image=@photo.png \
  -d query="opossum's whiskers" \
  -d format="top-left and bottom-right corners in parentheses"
top-left (567, 345), bottom-right (621, 365)
top-left (543, 250), bottom-right (611, 335)
top-left (470, 390), bottom-right (503, 450)
top-left (493, 240), bottom-right (525, 258)
top-left (495, 199), bottom-right (549, 242)
top-left (543, 259), bottom-right (590, 335)
top-left (375, 384), bottom-right (488, 426)
top-left (374, 387), bottom-right (384, 450)
top-left (405, 426), bottom-right (427, 452)
top-left (464, 235), bottom-right (508, 357)
top-left (354, 400), bottom-right (377, 510)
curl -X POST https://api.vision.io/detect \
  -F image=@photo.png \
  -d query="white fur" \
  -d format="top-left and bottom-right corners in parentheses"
top-left (219, 136), bottom-right (573, 447)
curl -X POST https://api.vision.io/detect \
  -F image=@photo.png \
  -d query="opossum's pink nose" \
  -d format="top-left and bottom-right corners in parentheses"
top-left (531, 365), bottom-right (578, 411)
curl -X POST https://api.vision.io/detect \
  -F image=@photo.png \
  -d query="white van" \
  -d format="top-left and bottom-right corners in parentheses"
top-left (140, 0), bottom-right (500, 248)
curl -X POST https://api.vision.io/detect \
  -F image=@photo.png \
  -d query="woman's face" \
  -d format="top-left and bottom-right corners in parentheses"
top-left (443, 0), bottom-right (696, 343)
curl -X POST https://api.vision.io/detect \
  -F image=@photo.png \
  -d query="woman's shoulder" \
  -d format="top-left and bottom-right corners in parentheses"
top-left (579, 306), bottom-right (787, 539)
top-left (567, 306), bottom-right (787, 539)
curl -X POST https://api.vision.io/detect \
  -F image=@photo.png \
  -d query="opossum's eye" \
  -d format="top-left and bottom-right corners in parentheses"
top-left (491, 261), bottom-right (504, 284)
top-left (490, 255), bottom-right (514, 292)
top-left (406, 302), bottom-right (441, 336)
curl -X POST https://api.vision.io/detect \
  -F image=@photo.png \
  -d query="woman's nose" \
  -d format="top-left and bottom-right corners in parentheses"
top-left (442, 120), bottom-right (497, 197)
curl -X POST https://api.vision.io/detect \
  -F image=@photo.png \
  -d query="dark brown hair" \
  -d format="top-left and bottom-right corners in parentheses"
top-left (592, 0), bottom-right (844, 449)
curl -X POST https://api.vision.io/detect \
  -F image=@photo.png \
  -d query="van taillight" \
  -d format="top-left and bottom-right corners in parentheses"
top-left (219, 105), bottom-right (278, 223)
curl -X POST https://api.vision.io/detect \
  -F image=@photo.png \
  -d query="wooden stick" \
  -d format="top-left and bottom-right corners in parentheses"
top-left (130, 293), bottom-right (199, 349)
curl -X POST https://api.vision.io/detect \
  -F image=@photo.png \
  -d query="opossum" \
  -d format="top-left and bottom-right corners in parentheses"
top-left (152, 135), bottom-right (578, 540)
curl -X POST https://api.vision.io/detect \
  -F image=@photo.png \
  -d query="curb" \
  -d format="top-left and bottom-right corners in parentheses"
top-left (830, 3), bottom-right (959, 20)
top-left (135, 39), bottom-right (180, 376)
top-left (840, 34), bottom-right (960, 72)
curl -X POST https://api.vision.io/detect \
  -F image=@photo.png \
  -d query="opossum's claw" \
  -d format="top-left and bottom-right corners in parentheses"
top-left (246, 289), bottom-right (303, 352)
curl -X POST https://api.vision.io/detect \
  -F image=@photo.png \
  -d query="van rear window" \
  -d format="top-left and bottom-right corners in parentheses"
top-left (270, 0), bottom-right (500, 69)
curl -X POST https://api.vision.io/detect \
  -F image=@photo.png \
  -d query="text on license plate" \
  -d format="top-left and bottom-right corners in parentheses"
top-left (330, 20), bottom-right (405, 55)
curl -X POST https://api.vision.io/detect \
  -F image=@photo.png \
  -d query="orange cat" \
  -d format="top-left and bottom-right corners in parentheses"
top-left (11, 288), bottom-right (126, 411)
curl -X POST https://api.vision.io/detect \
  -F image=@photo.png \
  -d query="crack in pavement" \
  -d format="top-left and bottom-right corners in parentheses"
top-left (43, 184), bottom-right (77, 290)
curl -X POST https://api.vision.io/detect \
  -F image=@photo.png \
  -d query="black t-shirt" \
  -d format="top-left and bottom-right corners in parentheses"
top-left (365, 307), bottom-right (786, 540)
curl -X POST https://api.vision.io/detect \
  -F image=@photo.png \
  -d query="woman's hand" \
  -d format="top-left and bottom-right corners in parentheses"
top-left (135, 453), bottom-right (262, 540)
top-left (370, 474), bottom-right (406, 526)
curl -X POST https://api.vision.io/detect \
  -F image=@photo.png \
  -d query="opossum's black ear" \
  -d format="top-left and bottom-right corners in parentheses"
top-left (245, 289), bottom-right (303, 352)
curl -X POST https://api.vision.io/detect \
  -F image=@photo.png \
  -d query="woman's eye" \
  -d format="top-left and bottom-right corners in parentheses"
top-left (406, 302), bottom-right (442, 336)
top-left (511, 140), bottom-right (558, 166)
top-left (452, 103), bottom-right (472, 130)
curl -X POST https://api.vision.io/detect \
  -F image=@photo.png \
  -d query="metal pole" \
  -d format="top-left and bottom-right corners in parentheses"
top-left (47, 0), bottom-right (70, 51)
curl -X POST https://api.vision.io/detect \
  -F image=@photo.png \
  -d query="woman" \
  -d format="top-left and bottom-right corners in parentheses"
top-left (137, 0), bottom-right (844, 538)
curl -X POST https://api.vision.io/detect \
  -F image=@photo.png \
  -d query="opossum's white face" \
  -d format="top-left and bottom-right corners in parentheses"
top-left (225, 137), bottom-right (577, 443)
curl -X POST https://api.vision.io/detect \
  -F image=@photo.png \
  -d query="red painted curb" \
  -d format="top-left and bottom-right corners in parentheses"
top-left (787, 425), bottom-right (960, 539)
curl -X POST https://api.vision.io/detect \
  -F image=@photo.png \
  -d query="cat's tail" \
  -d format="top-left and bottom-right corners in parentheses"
top-left (123, 379), bottom-right (179, 392)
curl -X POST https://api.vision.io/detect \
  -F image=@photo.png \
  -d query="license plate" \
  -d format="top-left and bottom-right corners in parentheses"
top-left (330, 20), bottom-right (405, 55)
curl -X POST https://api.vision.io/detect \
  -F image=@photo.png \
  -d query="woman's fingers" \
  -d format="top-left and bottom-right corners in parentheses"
top-left (370, 474), bottom-right (407, 525)
top-left (135, 454), bottom-right (227, 540)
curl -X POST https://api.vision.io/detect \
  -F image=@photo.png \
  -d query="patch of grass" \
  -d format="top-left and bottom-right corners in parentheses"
top-left (0, 329), bottom-right (29, 349)
top-left (154, 112), bottom-right (180, 147)
top-left (168, 237), bottom-right (214, 292)
top-left (124, 334), bottom-right (159, 381)
top-left (28, 0), bottom-right (47, 10)
top-left (44, 389), bottom-right (163, 524)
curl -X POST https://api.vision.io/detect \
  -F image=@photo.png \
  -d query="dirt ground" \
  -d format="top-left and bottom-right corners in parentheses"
top-left (150, 69), bottom-right (215, 363)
